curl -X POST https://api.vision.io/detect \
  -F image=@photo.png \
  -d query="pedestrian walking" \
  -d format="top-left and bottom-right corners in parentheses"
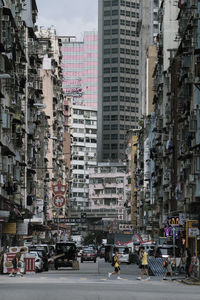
top-left (9, 248), bottom-right (25, 277)
top-left (137, 246), bottom-right (150, 280)
top-left (185, 248), bottom-right (191, 278)
top-left (108, 250), bottom-right (122, 280)
top-left (163, 256), bottom-right (173, 280)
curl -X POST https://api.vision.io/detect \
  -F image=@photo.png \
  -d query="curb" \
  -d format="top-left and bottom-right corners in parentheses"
top-left (181, 279), bottom-right (200, 286)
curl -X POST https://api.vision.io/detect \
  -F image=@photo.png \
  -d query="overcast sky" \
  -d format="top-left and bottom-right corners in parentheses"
top-left (36, 0), bottom-right (98, 40)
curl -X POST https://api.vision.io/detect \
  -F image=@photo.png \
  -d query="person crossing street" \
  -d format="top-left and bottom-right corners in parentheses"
top-left (108, 250), bottom-right (122, 280)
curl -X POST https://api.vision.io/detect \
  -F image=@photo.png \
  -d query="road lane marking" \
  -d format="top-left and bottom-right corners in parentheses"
top-left (80, 277), bottom-right (87, 280)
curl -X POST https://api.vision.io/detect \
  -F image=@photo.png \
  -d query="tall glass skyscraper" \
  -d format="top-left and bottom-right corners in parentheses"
top-left (60, 31), bottom-right (98, 108)
top-left (97, 0), bottom-right (140, 162)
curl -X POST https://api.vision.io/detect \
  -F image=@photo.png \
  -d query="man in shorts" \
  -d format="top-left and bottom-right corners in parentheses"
top-left (9, 248), bottom-right (25, 277)
top-left (137, 246), bottom-right (150, 280)
top-left (108, 250), bottom-right (122, 280)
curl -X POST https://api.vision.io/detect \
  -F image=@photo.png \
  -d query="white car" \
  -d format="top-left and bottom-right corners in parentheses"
top-left (113, 246), bottom-right (132, 264)
top-left (29, 251), bottom-right (44, 272)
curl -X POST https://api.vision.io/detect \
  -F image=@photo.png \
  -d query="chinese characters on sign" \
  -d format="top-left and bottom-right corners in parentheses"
top-left (52, 180), bottom-right (67, 208)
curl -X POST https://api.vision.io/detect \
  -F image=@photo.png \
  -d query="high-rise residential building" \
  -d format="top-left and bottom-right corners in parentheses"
top-left (60, 32), bottom-right (98, 108)
top-left (64, 98), bottom-right (97, 211)
top-left (97, 0), bottom-right (140, 162)
top-left (139, 0), bottom-right (160, 116)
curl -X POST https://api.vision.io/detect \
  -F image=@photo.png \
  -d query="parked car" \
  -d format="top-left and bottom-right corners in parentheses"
top-left (54, 242), bottom-right (77, 270)
top-left (155, 245), bottom-right (181, 258)
top-left (29, 251), bottom-right (44, 272)
top-left (81, 248), bottom-right (97, 263)
top-left (29, 247), bottom-right (49, 271)
top-left (31, 244), bottom-right (50, 257)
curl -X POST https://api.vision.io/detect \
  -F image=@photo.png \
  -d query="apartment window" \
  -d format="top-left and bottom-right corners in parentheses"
top-left (111, 86), bottom-right (118, 92)
top-left (120, 9), bottom-right (125, 16)
top-left (104, 49), bottom-right (110, 54)
top-left (120, 86), bottom-right (124, 92)
top-left (111, 124), bottom-right (118, 130)
top-left (103, 144), bottom-right (110, 150)
top-left (111, 144), bottom-right (118, 149)
top-left (112, 48), bottom-right (118, 54)
top-left (131, 107), bottom-right (135, 112)
top-left (103, 153), bottom-right (110, 159)
top-left (120, 96), bottom-right (125, 101)
top-left (120, 134), bottom-right (124, 139)
top-left (120, 19), bottom-right (125, 25)
top-left (120, 67), bottom-right (124, 73)
top-left (120, 77), bottom-right (124, 83)
top-left (103, 106), bottom-right (110, 111)
top-left (120, 144), bottom-right (124, 149)
top-left (131, 12), bottom-right (136, 18)
top-left (111, 95), bottom-right (118, 101)
top-left (120, 58), bottom-right (125, 63)
top-left (112, 0), bottom-right (118, 5)
top-left (120, 48), bottom-right (125, 54)
top-left (111, 153), bottom-right (117, 159)
top-left (111, 77), bottom-right (118, 82)
top-left (111, 134), bottom-right (118, 140)
top-left (104, 11), bottom-right (111, 16)
top-left (125, 68), bottom-right (130, 74)
top-left (120, 106), bottom-right (124, 111)
top-left (112, 10), bottom-right (118, 16)
top-left (112, 67), bottom-right (118, 73)
top-left (126, 39), bottom-right (130, 45)
top-left (111, 105), bottom-right (118, 111)
top-left (104, 29), bottom-right (110, 35)
top-left (126, 11), bottom-right (130, 17)
top-left (125, 116), bottom-right (130, 121)
top-left (111, 115), bottom-right (118, 120)
top-left (104, 39), bottom-right (110, 45)
top-left (120, 125), bottom-right (124, 130)
top-left (126, 30), bottom-right (131, 36)
top-left (126, 20), bottom-right (130, 26)
top-left (112, 57), bottom-right (118, 63)
top-left (131, 116), bottom-right (136, 122)
top-left (104, 87), bottom-right (110, 92)
top-left (104, 115), bottom-right (110, 121)
top-left (126, 1), bottom-right (130, 7)
top-left (112, 19), bottom-right (118, 25)
top-left (112, 38), bottom-right (118, 44)
top-left (120, 29), bottom-right (125, 35)
top-left (112, 28), bottom-right (118, 34)
top-left (103, 134), bottom-right (110, 140)
top-left (131, 21), bottom-right (136, 27)
top-left (104, 1), bottom-right (111, 7)
top-left (104, 96), bottom-right (110, 101)
top-left (120, 115), bottom-right (124, 121)
top-left (104, 20), bottom-right (111, 26)
top-left (125, 106), bottom-right (130, 112)
top-left (104, 58), bottom-right (110, 64)
top-left (120, 38), bottom-right (125, 44)
top-left (104, 125), bottom-right (110, 130)
top-left (104, 77), bottom-right (110, 83)
top-left (104, 68), bottom-right (110, 73)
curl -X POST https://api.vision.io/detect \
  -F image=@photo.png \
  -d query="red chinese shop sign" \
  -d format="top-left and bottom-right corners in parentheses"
top-left (52, 180), bottom-right (67, 208)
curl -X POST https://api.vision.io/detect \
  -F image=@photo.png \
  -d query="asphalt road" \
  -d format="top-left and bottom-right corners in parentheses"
top-left (0, 259), bottom-right (199, 300)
